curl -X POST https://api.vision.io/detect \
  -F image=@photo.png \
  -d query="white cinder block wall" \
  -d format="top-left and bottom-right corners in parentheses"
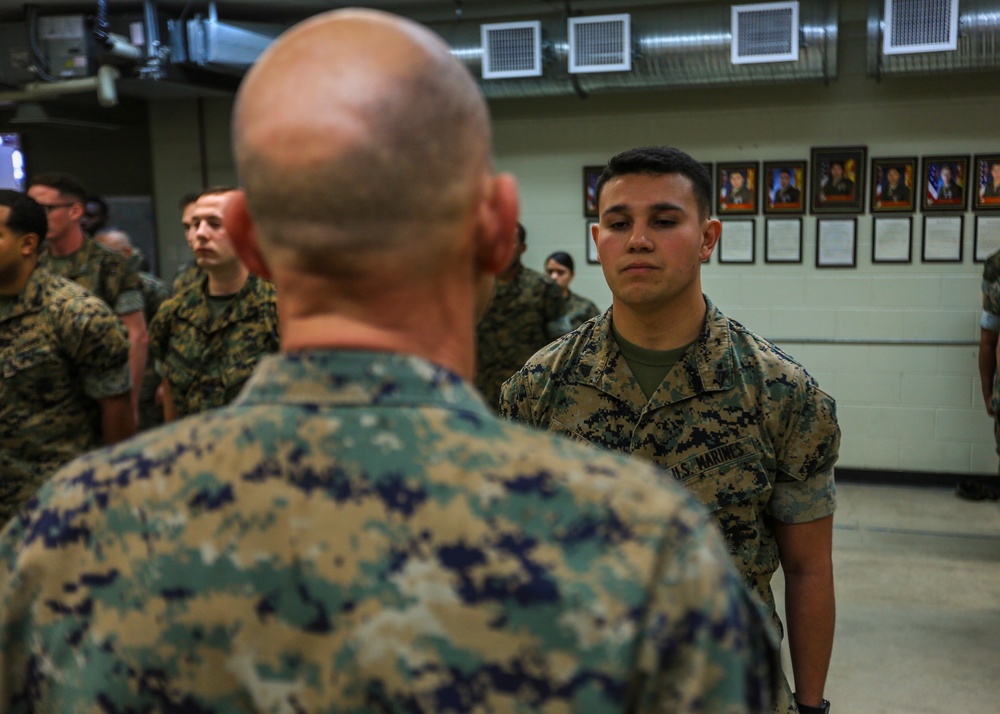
top-left (148, 8), bottom-right (1000, 477)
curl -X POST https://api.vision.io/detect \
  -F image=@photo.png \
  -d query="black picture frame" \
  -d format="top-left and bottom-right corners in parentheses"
top-left (811, 146), bottom-right (867, 214)
top-left (762, 160), bottom-right (807, 215)
top-left (716, 162), bottom-right (759, 216)
top-left (921, 215), bottom-right (964, 263)
top-left (764, 218), bottom-right (803, 263)
top-left (921, 155), bottom-right (969, 212)
top-left (870, 157), bottom-right (917, 213)
top-left (872, 216), bottom-right (913, 263)
top-left (583, 165), bottom-right (604, 218)
top-left (973, 154), bottom-right (1000, 212)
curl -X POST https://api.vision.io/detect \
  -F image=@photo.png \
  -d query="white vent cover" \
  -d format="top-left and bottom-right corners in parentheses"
top-left (883, 0), bottom-right (959, 55)
top-left (568, 14), bottom-right (631, 74)
top-left (481, 21), bottom-right (542, 79)
top-left (731, 2), bottom-right (800, 64)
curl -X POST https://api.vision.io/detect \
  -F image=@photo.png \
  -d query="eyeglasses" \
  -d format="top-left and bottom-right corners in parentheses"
top-left (38, 203), bottom-right (75, 214)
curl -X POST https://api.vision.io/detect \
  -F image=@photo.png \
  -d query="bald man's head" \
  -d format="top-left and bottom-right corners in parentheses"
top-left (233, 9), bottom-right (492, 274)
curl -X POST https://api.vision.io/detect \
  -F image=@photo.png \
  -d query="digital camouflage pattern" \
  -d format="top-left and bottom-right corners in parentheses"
top-left (500, 299), bottom-right (840, 713)
top-left (0, 268), bottom-right (130, 525)
top-left (172, 262), bottom-right (203, 295)
top-left (39, 237), bottom-right (144, 315)
top-left (979, 255), bottom-right (1000, 450)
top-left (0, 350), bottom-right (779, 713)
top-left (150, 274), bottom-right (279, 419)
top-left (564, 290), bottom-right (601, 331)
top-left (137, 271), bottom-right (172, 431)
top-left (475, 265), bottom-right (568, 409)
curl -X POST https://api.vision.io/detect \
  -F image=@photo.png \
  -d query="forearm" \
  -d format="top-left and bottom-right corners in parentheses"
top-left (123, 313), bottom-right (149, 410)
top-left (783, 565), bottom-right (835, 706)
top-left (979, 330), bottom-right (998, 413)
top-left (100, 393), bottom-right (135, 445)
top-left (161, 380), bottom-right (177, 422)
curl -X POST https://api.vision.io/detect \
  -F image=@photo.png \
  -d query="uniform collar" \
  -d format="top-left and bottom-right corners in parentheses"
top-left (175, 273), bottom-right (270, 330)
top-left (570, 297), bottom-right (736, 408)
top-left (1, 267), bottom-right (51, 322)
top-left (235, 350), bottom-right (492, 417)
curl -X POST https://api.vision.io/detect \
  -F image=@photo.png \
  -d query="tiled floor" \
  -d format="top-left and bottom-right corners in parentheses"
top-left (773, 483), bottom-right (1000, 713)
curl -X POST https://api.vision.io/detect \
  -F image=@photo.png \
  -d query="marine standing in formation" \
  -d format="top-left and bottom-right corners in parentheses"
top-left (502, 146), bottom-right (840, 714)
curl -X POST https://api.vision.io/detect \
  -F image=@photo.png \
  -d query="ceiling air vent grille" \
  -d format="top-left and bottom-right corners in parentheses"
top-left (731, 2), bottom-right (800, 64)
top-left (481, 21), bottom-right (542, 79)
top-left (568, 14), bottom-right (631, 74)
top-left (883, 0), bottom-right (959, 55)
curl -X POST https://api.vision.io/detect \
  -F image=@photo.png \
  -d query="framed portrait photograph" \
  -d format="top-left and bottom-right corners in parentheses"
top-left (872, 216), bottom-right (912, 263)
top-left (973, 154), bottom-right (1000, 212)
top-left (870, 157), bottom-right (916, 213)
top-left (586, 220), bottom-right (599, 264)
top-left (810, 146), bottom-right (867, 214)
top-left (763, 161), bottom-right (806, 215)
top-left (974, 216), bottom-right (1000, 262)
top-left (717, 220), bottom-right (755, 263)
top-left (583, 165), bottom-right (604, 218)
top-left (716, 162), bottom-right (759, 216)
top-left (816, 218), bottom-right (857, 267)
top-left (921, 155), bottom-right (969, 212)
top-left (765, 218), bottom-right (803, 263)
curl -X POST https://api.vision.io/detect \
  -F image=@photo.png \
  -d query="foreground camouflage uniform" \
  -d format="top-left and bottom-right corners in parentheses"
top-left (39, 237), bottom-right (144, 315)
top-left (475, 265), bottom-right (568, 408)
top-left (0, 350), bottom-right (778, 712)
top-left (980, 253), bottom-right (1000, 453)
top-left (150, 274), bottom-right (279, 419)
top-left (137, 271), bottom-right (172, 431)
top-left (0, 268), bottom-right (130, 524)
top-left (501, 298), bottom-right (840, 713)
top-left (172, 261), bottom-right (203, 295)
top-left (564, 290), bottom-right (601, 331)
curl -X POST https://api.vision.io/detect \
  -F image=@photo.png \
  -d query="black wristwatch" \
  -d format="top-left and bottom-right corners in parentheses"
top-left (795, 698), bottom-right (830, 714)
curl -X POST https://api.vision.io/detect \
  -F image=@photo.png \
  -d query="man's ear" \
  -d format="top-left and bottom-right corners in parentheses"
top-left (223, 190), bottom-right (272, 279)
top-left (476, 172), bottom-right (520, 275)
top-left (19, 232), bottom-right (39, 257)
top-left (700, 217), bottom-right (722, 262)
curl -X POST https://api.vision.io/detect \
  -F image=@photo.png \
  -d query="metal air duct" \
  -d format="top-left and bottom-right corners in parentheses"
top-left (867, 0), bottom-right (1000, 78)
top-left (433, 1), bottom-right (839, 99)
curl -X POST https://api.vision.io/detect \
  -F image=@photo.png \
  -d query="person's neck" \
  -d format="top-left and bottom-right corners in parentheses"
top-left (271, 267), bottom-right (479, 381)
top-left (497, 260), bottom-right (521, 285)
top-left (45, 227), bottom-right (85, 257)
top-left (0, 261), bottom-right (36, 297)
top-left (611, 290), bottom-right (707, 351)
top-left (205, 263), bottom-right (249, 296)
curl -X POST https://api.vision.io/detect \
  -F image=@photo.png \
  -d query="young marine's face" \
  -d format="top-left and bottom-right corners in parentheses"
top-left (190, 193), bottom-right (239, 271)
top-left (939, 167), bottom-right (951, 184)
top-left (830, 164), bottom-right (843, 180)
top-left (545, 259), bottom-right (572, 291)
top-left (887, 168), bottom-right (900, 185)
top-left (729, 172), bottom-right (744, 190)
top-left (181, 201), bottom-right (198, 250)
top-left (779, 172), bottom-right (791, 188)
top-left (992, 164), bottom-right (1000, 184)
top-left (0, 206), bottom-right (29, 289)
top-left (592, 172), bottom-right (715, 312)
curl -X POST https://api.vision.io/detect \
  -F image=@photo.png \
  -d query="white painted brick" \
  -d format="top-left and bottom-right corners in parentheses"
top-left (831, 373), bottom-right (902, 404)
top-left (871, 277), bottom-right (942, 308)
top-left (899, 439), bottom-right (971, 473)
top-left (866, 407), bottom-right (936, 438)
top-left (901, 375), bottom-right (974, 407)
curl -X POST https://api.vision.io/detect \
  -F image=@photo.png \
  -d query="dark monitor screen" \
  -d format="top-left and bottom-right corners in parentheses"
top-left (0, 133), bottom-right (26, 191)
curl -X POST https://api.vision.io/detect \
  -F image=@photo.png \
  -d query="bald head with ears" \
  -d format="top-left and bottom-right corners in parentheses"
top-left (230, 9), bottom-right (517, 280)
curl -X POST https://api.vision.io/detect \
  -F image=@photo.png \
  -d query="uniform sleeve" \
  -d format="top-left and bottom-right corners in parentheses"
top-left (499, 366), bottom-right (542, 427)
top-left (767, 369), bottom-right (840, 524)
top-left (981, 280), bottom-right (1000, 331)
top-left (61, 296), bottom-right (132, 400)
top-left (631, 501), bottom-right (780, 712)
top-left (103, 251), bottom-right (145, 316)
top-left (148, 300), bottom-right (173, 379)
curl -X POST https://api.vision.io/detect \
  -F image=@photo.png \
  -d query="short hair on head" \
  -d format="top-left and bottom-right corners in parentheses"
top-left (546, 250), bottom-right (574, 272)
top-left (516, 223), bottom-right (526, 245)
top-left (86, 195), bottom-right (108, 212)
top-left (830, 161), bottom-right (844, 170)
top-left (0, 189), bottom-right (48, 248)
top-left (198, 185), bottom-right (239, 201)
top-left (779, 168), bottom-right (791, 176)
top-left (29, 172), bottom-right (88, 204)
top-left (178, 191), bottom-right (201, 210)
top-left (233, 10), bottom-right (492, 273)
top-left (595, 146), bottom-right (713, 220)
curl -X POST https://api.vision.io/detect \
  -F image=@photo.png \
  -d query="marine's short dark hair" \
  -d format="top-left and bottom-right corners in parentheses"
top-left (86, 195), bottom-right (108, 213)
top-left (178, 191), bottom-right (201, 210)
top-left (595, 146), bottom-right (713, 220)
top-left (546, 250), bottom-right (574, 272)
top-left (29, 172), bottom-right (88, 204)
top-left (0, 190), bottom-right (48, 249)
top-left (516, 222), bottom-right (526, 245)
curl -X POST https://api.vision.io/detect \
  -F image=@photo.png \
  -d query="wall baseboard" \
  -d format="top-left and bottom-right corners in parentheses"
top-left (836, 468), bottom-right (997, 488)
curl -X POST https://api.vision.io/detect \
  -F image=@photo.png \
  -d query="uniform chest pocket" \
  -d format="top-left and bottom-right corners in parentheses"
top-left (2, 346), bottom-right (59, 379)
top-left (674, 437), bottom-right (771, 513)
top-left (162, 351), bottom-right (199, 391)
